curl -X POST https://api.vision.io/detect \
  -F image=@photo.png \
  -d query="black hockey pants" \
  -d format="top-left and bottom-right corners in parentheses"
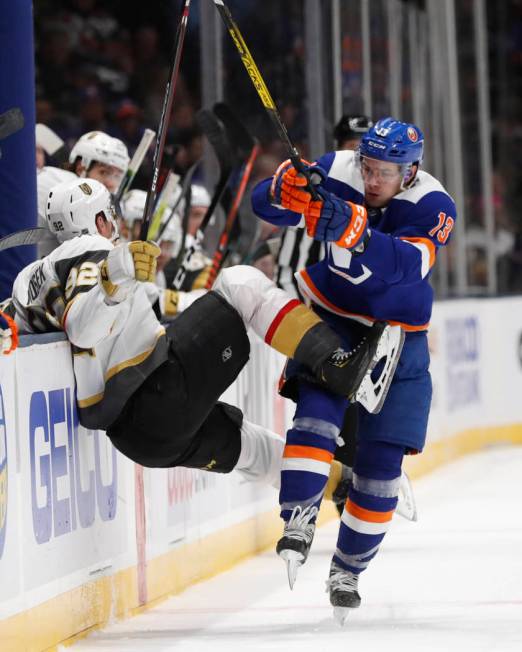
top-left (107, 291), bottom-right (251, 471)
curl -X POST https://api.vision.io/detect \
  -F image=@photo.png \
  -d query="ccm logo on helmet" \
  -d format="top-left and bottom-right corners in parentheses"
top-left (367, 140), bottom-right (386, 150)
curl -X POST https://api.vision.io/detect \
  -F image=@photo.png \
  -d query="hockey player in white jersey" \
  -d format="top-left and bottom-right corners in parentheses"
top-left (36, 131), bottom-right (130, 255)
top-left (2, 177), bottom-right (396, 498)
top-left (252, 117), bottom-right (456, 622)
top-left (68, 131), bottom-right (130, 194)
top-left (119, 186), bottom-right (205, 317)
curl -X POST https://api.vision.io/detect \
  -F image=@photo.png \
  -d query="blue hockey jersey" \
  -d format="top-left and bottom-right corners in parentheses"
top-left (251, 150), bottom-right (456, 330)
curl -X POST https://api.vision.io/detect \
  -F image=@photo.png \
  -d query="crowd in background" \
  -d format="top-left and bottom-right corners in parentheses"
top-left (33, 0), bottom-right (522, 294)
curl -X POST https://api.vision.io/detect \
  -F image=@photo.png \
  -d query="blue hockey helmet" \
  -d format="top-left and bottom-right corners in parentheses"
top-left (358, 117), bottom-right (424, 165)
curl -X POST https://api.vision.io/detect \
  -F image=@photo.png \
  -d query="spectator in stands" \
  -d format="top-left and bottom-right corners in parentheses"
top-left (333, 114), bottom-right (374, 150)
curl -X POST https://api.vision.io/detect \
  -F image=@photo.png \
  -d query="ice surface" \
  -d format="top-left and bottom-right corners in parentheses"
top-left (73, 445), bottom-right (522, 651)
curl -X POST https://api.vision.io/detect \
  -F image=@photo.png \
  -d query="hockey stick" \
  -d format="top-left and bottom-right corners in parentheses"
top-left (35, 123), bottom-right (64, 156)
top-left (0, 227), bottom-right (56, 252)
top-left (1, 131), bottom-right (157, 251)
top-left (0, 108), bottom-right (24, 141)
top-left (207, 102), bottom-right (261, 275)
top-left (140, 0), bottom-right (192, 241)
top-left (147, 171), bottom-right (180, 241)
top-left (0, 107), bottom-right (24, 160)
top-left (205, 142), bottom-right (260, 288)
top-left (35, 124), bottom-right (69, 166)
top-left (211, 0), bottom-right (321, 197)
top-left (172, 109), bottom-right (235, 290)
top-left (115, 128), bottom-right (156, 202)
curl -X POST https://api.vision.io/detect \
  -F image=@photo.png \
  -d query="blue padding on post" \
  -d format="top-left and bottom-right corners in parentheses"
top-left (0, 0), bottom-right (37, 300)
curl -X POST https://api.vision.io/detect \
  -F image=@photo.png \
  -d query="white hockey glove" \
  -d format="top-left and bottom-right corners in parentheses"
top-left (0, 310), bottom-right (18, 355)
top-left (100, 241), bottom-right (161, 303)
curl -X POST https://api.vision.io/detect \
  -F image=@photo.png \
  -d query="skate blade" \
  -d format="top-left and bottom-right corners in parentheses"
top-left (278, 549), bottom-right (303, 590)
top-left (355, 325), bottom-right (405, 414)
top-left (395, 471), bottom-right (418, 522)
top-left (333, 606), bottom-right (351, 626)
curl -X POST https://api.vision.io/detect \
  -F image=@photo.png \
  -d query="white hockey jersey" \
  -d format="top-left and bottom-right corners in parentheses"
top-left (11, 234), bottom-right (168, 429)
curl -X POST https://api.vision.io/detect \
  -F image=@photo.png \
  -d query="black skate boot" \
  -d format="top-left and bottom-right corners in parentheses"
top-left (316, 321), bottom-right (387, 399)
top-left (293, 321), bottom-right (394, 402)
top-left (326, 562), bottom-right (362, 625)
top-left (276, 504), bottom-right (318, 590)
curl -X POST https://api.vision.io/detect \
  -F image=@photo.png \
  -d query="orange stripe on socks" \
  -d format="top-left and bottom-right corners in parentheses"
top-left (345, 499), bottom-right (394, 523)
top-left (284, 445), bottom-right (334, 464)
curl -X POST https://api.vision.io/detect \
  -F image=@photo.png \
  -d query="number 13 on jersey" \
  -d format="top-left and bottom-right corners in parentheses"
top-left (428, 212), bottom-right (454, 244)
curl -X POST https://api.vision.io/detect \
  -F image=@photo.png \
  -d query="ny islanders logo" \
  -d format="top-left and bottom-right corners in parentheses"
top-left (407, 127), bottom-right (419, 142)
top-left (0, 385), bottom-right (7, 558)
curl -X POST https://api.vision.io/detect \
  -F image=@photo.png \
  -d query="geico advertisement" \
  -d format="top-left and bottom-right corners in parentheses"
top-left (0, 355), bottom-right (22, 606)
top-left (16, 342), bottom-right (127, 589)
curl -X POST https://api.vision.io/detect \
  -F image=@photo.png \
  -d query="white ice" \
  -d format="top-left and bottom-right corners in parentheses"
top-left (72, 445), bottom-right (522, 652)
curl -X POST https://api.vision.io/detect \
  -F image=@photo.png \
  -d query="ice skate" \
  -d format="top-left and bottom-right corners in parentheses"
top-left (276, 504), bottom-right (318, 589)
top-left (317, 321), bottom-right (389, 401)
top-left (326, 562), bottom-right (361, 625)
top-left (355, 323), bottom-right (404, 414)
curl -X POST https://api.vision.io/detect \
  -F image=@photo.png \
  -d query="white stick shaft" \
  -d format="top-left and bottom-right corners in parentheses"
top-left (35, 124), bottom-right (64, 156)
top-left (115, 128), bottom-right (156, 200)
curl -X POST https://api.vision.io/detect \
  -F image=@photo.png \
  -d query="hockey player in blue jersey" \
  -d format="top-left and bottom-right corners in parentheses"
top-left (251, 117), bottom-right (457, 623)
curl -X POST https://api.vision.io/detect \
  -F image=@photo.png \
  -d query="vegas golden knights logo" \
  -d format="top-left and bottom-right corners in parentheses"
top-left (79, 182), bottom-right (92, 195)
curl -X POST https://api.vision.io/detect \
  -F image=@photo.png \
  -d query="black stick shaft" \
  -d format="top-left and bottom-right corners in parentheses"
top-left (140, 0), bottom-right (192, 241)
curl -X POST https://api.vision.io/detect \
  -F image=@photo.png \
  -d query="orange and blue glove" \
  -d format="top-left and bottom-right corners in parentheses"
top-left (305, 188), bottom-right (369, 250)
top-left (0, 310), bottom-right (18, 355)
top-left (270, 158), bottom-right (321, 214)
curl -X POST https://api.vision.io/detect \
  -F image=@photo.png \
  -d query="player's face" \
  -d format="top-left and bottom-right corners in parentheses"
top-left (188, 205), bottom-right (207, 236)
top-left (360, 157), bottom-right (403, 207)
top-left (88, 162), bottom-right (125, 193)
top-left (96, 216), bottom-right (116, 240)
top-left (157, 240), bottom-right (174, 272)
top-left (36, 145), bottom-right (46, 169)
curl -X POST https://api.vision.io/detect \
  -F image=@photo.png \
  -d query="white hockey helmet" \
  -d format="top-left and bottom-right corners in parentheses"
top-left (37, 166), bottom-right (78, 222)
top-left (121, 189), bottom-right (147, 227)
top-left (190, 184), bottom-right (211, 208)
top-left (69, 131), bottom-right (130, 173)
top-left (45, 177), bottom-right (118, 243)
